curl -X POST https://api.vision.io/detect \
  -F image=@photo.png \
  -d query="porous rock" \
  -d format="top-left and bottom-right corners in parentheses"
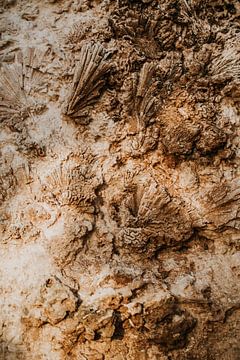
top-left (0, 1), bottom-right (240, 359)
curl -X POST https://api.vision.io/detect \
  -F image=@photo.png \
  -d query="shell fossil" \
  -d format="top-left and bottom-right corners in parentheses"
top-left (42, 162), bottom-right (96, 213)
top-left (113, 181), bottom-right (193, 254)
top-left (202, 180), bottom-right (240, 230)
top-left (0, 47), bottom-right (48, 127)
top-left (62, 42), bottom-right (112, 123)
top-left (208, 45), bottom-right (240, 83)
top-left (180, 0), bottom-right (211, 37)
top-left (134, 62), bottom-right (159, 129)
top-left (122, 54), bottom-right (181, 131)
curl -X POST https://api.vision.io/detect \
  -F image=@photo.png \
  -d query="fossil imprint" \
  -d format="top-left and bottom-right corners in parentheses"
top-left (111, 180), bottom-right (193, 254)
top-left (62, 42), bottom-right (112, 122)
top-left (0, 47), bottom-right (48, 125)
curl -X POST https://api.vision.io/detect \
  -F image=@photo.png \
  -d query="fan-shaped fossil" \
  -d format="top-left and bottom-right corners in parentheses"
top-left (109, 8), bottom-right (162, 58)
top-left (110, 9), bottom-right (158, 39)
top-left (180, 0), bottom-right (211, 37)
top-left (203, 180), bottom-right (240, 230)
top-left (42, 162), bottom-right (96, 213)
top-left (208, 45), bottom-right (240, 83)
top-left (122, 54), bottom-right (182, 133)
top-left (0, 47), bottom-right (48, 127)
top-left (62, 42), bottom-right (112, 123)
top-left (120, 61), bottom-right (160, 153)
top-left (121, 62), bottom-right (159, 129)
top-left (112, 181), bottom-right (193, 255)
top-left (152, 0), bottom-right (211, 49)
top-left (134, 62), bottom-right (159, 128)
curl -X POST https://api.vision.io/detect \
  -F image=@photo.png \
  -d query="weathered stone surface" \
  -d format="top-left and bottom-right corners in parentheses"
top-left (0, 0), bottom-right (240, 359)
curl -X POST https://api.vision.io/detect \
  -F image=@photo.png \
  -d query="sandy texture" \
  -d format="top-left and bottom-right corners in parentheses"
top-left (0, 0), bottom-right (240, 359)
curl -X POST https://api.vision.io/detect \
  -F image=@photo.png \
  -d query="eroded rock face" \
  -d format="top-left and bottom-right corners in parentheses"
top-left (0, 0), bottom-right (240, 359)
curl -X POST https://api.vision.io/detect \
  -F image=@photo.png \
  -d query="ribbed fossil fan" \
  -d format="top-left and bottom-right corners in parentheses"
top-left (62, 42), bottom-right (112, 123)
top-left (208, 45), bottom-right (240, 83)
top-left (111, 181), bottom-right (193, 255)
top-left (180, 0), bottom-right (211, 38)
top-left (0, 47), bottom-right (48, 127)
top-left (121, 62), bottom-right (159, 130)
top-left (109, 8), bottom-right (162, 57)
top-left (202, 180), bottom-right (240, 234)
top-left (134, 62), bottom-right (159, 128)
top-left (43, 162), bottom-right (96, 213)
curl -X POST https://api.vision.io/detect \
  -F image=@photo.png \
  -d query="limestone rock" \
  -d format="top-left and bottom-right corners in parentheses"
top-left (0, 0), bottom-right (240, 359)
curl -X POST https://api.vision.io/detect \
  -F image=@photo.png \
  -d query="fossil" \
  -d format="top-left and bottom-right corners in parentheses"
top-left (180, 0), bottom-right (211, 38)
top-left (0, 47), bottom-right (48, 128)
top-left (109, 8), bottom-right (163, 58)
top-left (208, 44), bottom-right (240, 83)
top-left (42, 162), bottom-right (97, 213)
top-left (134, 62), bottom-right (159, 129)
top-left (62, 42), bottom-right (112, 123)
top-left (0, 1), bottom-right (240, 359)
top-left (111, 180), bottom-right (193, 255)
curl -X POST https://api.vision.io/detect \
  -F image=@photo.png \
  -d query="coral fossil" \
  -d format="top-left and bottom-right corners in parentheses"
top-left (62, 42), bottom-right (112, 122)
top-left (180, 0), bottom-right (211, 35)
top-left (203, 180), bottom-right (240, 230)
top-left (0, 47), bottom-right (48, 126)
top-left (134, 62), bottom-right (159, 128)
top-left (109, 8), bottom-right (163, 57)
top-left (1, 1), bottom-right (240, 359)
top-left (43, 162), bottom-right (96, 212)
top-left (120, 61), bottom-right (160, 151)
top-left (113, 181), bottom-right (193, 254)
top-left (208, 46), bottom-right (240, 83)
top-left (122, 55), bottom-right (182, 129)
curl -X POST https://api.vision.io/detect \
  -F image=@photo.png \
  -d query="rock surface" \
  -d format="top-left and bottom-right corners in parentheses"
top-left (0, 0), bottom-right (240, 359)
